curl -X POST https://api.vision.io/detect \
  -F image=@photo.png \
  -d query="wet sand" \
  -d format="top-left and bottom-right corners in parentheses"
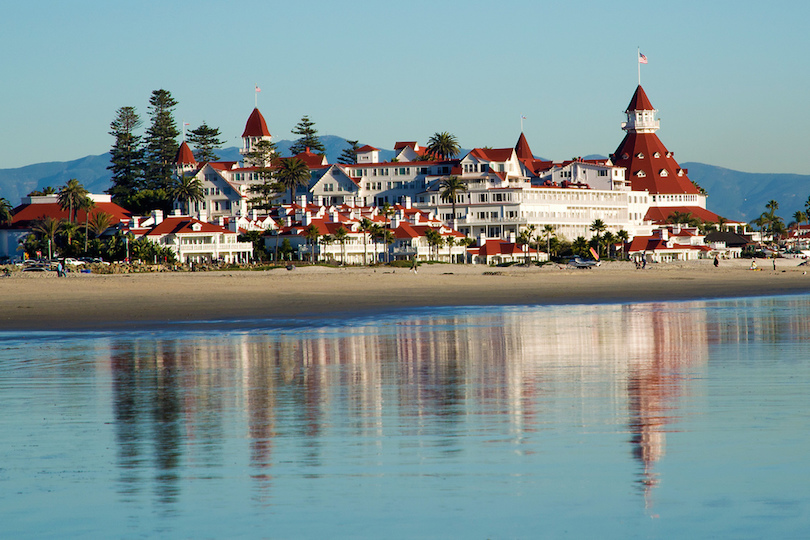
top-left (1, 259), bottom-right (809, 331)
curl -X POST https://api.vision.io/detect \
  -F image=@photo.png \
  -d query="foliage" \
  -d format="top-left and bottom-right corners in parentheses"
top-left (304, 224), bottom-right (321, 262)
top-left (87, 211), bottom-right (115, 238)
top-left (289, 115), bottom-right (325, 155)
top-left (107, 106), bottom-right (145, 202)
top-left (0, 197), bottom-right (12, 224)
top-left (439, 175), bottom-right (467, 226)
top-left (338, 140), bottom-right (359, 165)
top-left (143, 89), bottom-right (180, 194)
top-left (58, 179), bottom-right (89, 223)
top-left (238, 230), bottom-right (267, 261)
top-left (275, 157), bottom-right (311, 204)
top-left (426, 131), bottom-right (460, 160)
top-left (187, 122), bottom-right (225, 163)
top-left (27, 187), bottom-right (56, 196)
top-left (424, 228), bottom-right (444, 260)
top-left (171, 175), bottom-right (204, 213)
top-left (245, 139), bottom-right (281, 212)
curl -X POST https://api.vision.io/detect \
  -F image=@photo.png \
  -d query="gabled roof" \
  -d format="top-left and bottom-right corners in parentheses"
top-left (175, 141), bottom-right (196, 165)
top-left (146, 217), bottom-right (232, 237)
top-left (291, 149), bottom-right (328, 168)
top-left (626, 85), bottom-right (655, 112)
top-left (242, 108), bottom-right (271, 138)
top-left (394, 141), bottom-right (418, 150)
top-left (469, 148), bottom-right (514, 162)
top-left (356, 145), bottom-right (379, 152)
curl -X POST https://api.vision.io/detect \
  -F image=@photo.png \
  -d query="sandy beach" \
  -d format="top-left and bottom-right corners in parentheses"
top-left (2, 258), bottom-right (809, 331)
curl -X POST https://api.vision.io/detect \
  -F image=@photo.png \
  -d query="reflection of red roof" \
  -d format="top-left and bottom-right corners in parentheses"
top-left (242, 108), bottom-right (271, 138)
top-left (11, 198), bottom-right (132, 228)
top-left (644, 206), bottom-right (723, 224)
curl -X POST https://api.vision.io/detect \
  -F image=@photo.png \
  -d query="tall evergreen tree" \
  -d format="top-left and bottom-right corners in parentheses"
top-left (338, 140), bottom-right (359, 165)
top-left (107, 106), bottom-right (144, 203)
top-left (187, 122), bottom-right (225, 163)
top-left (246, 139), bottom-right (281, 212)
top-left (289, 115), bottom-right (325, 155)
top-left (143, 89), bottom-right (180, 191)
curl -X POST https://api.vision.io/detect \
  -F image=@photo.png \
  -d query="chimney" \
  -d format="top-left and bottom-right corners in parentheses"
top-left (508, 231), bottom-right (516, 243)
top-left (302, 212), bottom-right (312, 226)
top-left (314, 195), bottom-right (323, 206)
top-left (297, 194), bottom-right (307, 207)
top-left (403, 196), bottom-right (412, 209)
top-left (131, 216), bottom-right (140, 229)
top-left (478, 232), bottom-right (487, 247)
top-left (217, 216), bottom-right (225, 227)
top-left (151, 209), bottom-right (164, 225)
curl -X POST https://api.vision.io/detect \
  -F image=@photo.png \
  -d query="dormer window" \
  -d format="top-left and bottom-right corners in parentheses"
top-left (666, 152), bottom-right (673, 158)
top-left (192, 222), bottom-right (202, 231)
top-left (635, 170), bottom-right (646, 177)
top-left (659, 169), bottom-right (669, 177)
top-left (636, 153), bottom-right (645, 159)
top-left (653, 152), bottom-right (661, 158)
top-left (622, 153), bottom-right (629, 159)
top-left (677, 169), bottom-right (684, 176)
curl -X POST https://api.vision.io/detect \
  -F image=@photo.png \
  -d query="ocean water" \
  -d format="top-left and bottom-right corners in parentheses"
top-left (2, 295), bottom-right (810, 539)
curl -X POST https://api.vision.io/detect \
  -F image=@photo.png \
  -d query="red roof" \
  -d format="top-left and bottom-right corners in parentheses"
top-left (643, 205), bottom-right (724, 224)
top-left (394, 141), bottom-right (418, 150)
top-left (514, 132), bottom-right (534, 161)
top-left (470, 148), bottom-right (514, 162)
top-left (475, 239), bottom-right (536, 257)
top-left (175, 141), bottom-right (196, 165)
top-left (146, 217), bottom-right (232, 237)
top-left (11, 198), bottom-right (132, 228)
top-left (626, 85), bottom-right (655, 112)
top-left (356, 145), bottom-right (379, 152)
top-left (242, 108), bottom-right (271, 138)
top-left (290, 149), bottom-right (328, 169)
top-left (612, 132), bottom-right (698, 195)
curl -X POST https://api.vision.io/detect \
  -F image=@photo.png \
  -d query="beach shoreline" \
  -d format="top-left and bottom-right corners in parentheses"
top-left (2, 259), bottom-right (809, 331)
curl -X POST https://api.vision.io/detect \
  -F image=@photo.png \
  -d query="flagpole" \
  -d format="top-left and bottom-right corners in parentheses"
top-left (520, 114), bottom-right (524, 133)
top-left (638, 47), bottom-right (641, 86)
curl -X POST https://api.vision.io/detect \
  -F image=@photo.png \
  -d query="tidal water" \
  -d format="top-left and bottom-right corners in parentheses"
top-left (2, 295), bottom-right (810, 539)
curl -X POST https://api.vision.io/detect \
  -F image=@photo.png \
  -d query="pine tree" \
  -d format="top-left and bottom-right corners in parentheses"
top-left (187, 122), bottom-right (225, 163)
top-left (338, 140), bottom-right (359, 165)
top-left (107, 106), bottom-right (144, 204)
top-left (143, 89), bottom-right (180, 191)
top-left (289, 115), bottom-right (325, 155)
top-left (245, 139), bottom-right (281, 212)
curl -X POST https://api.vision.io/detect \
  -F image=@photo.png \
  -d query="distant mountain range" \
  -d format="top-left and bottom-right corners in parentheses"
top-left (1, 137), bottom-right (807, 222)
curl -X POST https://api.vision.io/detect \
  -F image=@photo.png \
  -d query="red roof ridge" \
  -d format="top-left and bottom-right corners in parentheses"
top-left (242, 108), bottom-right (271, 138)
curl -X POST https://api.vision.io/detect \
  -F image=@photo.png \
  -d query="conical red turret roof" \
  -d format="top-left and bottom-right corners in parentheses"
top-left (242, 108), bottom-right (271, 138)
top-left (612, 86), bottom-right (698, 195)
top-left (626, 85), bottom-right (655, 112)
top-left (514, 132), bottom-right (534, 161)
top-left (175, 141), bottom-right (196, 165)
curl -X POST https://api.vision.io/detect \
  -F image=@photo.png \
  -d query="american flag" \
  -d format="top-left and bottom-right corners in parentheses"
top-left (638, 52), bottom-right (648, 64)
top-left (255, 85), bottom-right (261, 92)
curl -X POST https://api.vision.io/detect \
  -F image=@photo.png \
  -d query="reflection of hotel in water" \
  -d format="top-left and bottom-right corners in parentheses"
top-left (105, 302), bottom-right (744, 506)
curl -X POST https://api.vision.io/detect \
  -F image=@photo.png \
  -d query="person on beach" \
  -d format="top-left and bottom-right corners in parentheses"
top-left (750, 260), bottom-right (758, 270)
top-left (410, 257), bottom-right (419, 274)
top-left (56, 261), bottom-right (65, 277)
top-left (714, 255), bottom-right (719, 267)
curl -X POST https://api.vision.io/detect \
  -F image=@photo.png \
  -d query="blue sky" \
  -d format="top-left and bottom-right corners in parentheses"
top-left (2, 0), bottom-right (808, 174)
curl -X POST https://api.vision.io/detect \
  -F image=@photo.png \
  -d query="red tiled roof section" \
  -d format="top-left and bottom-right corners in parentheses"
top-left (394, 141), bottom-right (417, 150)
top-left (146, 217), bottom-right (231, 237)
top-left (11, 200), bottom-right (132, 228)
top-left (514, 132), bottom-right (534, 161)
top-left (356, 145), bottom-right (379, 152)
top-left (626, 85), bottom-right (655, 112)
top-left (175, 141), bottom-right (196, 164)
top-left (470, 148), bottom-right (513, 162)
top-left (242, 108), bottom-right (271, 138)
top-left (643, 205), bottom-right (723, 224)
top-left (612, 132), bottom-right (698, 195)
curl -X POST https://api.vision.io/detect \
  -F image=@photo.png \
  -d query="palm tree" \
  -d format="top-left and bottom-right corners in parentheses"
top-left (716, 216), bottom-right (729, 232)
top-left (425, 228), bottom-right (444, 260)
top-left (61, 221), bottom-right (80, 249)
top-left (78, 196), bottom-right (96, 253)
top-left (88, 211), bottom-right (114, 238)
top-left (275, 157), bottom-right (311, 205)
top-left (33, 216), bottom-right (63, 259)
top-left (438, 175), bottom-right (467, 229)
top-left (171, 175), bottom-right (204, 214)
top-left (359, 217), bottom-right (374, 265)
top-left (383, 229), bottom-right (395, 263)
top-left (459, 237), bottom-right (474, 264)
top-left (58, 178), bottom-right (89, 223)
top-left (602, 231), bottom-right (617, 258)
top-left (426, 131), bottom-right (460, 160)
top-left (792, 210), bottom-right (807, 228)
top-left (589, 219), bottom-right (607, 257)
top-left (370, 224), bottom-right (385, 263)
top-left (541, 224), bottom-right (555, 257)
top-left (334, 226), bottom-right (349, 265)
top-left (446, 235), bottom-right (457, 263)
top-left (0, 197), bottom-right (13, 225)
top-left (572, 236), bottom-right (588, 257)
top-left (616, 229), bottom-right (630, 259)
top-left (517, 228), bottom-right (533, 265)
top-left (666, 211), bottom-right (694, 226)
top-left (303, 223), bottom-right (320, 262)
top-left (766, 199), bottom-right (779, 214)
